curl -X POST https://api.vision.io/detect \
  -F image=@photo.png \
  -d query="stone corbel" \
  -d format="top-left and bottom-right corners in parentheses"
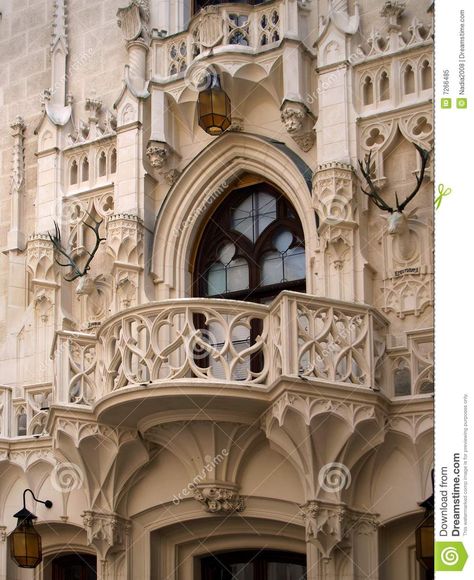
top-left (193, 483), bottom-right (246, 514)
top-left (300, 501), bottom-right (347, 559)
top-left (280, 100), bottom-right (316, 152)
top-left (146, 140), bottom-right (181, 182)
top-left (300, 502), bottom-right (379, 560)
top-left (146, 140), bottom-right (170, 169)
top-left (82, 511), bottom-right (131, 560)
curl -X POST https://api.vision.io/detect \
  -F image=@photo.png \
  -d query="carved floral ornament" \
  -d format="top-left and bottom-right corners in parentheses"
top-left (193, 484), bottom-right (246, 514)
top-left (82, 511), bottom-right (131, 556)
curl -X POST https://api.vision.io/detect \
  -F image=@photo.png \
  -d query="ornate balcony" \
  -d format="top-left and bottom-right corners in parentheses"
top-left (0, 293), bottom-right (435, 437)
top-left (152, 0), bottom-right (310, 81)
top-left (47, 292), bottom-right (388, 423)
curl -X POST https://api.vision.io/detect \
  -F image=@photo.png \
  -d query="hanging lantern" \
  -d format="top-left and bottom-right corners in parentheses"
top-left (9, 490), bottom-right (52, 569)
top-left (198, 73), bottom-right (231, 136)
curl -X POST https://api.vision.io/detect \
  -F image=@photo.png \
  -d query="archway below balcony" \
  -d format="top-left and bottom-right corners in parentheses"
top-left (151, 132), bottom-right (317, 299)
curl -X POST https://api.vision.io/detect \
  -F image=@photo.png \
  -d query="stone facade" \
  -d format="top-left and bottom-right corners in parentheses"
top-left (0, 1), bottom-right (433, 579)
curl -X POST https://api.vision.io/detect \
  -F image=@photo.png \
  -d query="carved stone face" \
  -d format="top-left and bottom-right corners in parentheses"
top-left (146, 143), bottom-right (170, 169)
top-left (387, 211), bottom-right (408, 235)
top-left (281, 107), bottom-right (305, 134)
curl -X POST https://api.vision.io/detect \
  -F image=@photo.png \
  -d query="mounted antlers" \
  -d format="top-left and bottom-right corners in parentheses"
top-left (49, 212), bottom-right (106, 281)
top-left (358, 142), bottom-right (430, 214)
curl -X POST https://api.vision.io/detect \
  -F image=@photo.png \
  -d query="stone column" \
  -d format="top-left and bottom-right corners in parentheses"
top-left (349, 515), bottom-right (379, 580)
top-left (0, 527), bottom-right (7, 580)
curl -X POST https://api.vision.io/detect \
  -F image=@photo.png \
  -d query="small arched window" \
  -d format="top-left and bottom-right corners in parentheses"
top-left (362, 76), bottom-right (374, 105)
top-left (404, 64), bottom-right (415, 94)
top-left (421, 59), bottom-right (432, 90)
top-left (98, 151), bottom-right (107, 177)
top-left (82, 157), bottom-right (89, 182)
top-left (70, 160), bottom-right (78, 185)
top-left (380, 71), bottom-right (390, 101)
top-left (195, 181), bottom-right (306, 303)
top-left (17, 409), bottom-right (27, 436)
top-left (394, 359), bottom-right (411, 396)
top-left (110, 148), bottom-right (117, 174)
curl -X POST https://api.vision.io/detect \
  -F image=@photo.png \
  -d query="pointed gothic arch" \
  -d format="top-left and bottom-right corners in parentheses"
top-left (151, 133), bottom-right (317, 298)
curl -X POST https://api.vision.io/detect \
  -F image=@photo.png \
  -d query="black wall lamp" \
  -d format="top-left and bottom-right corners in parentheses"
top-left (10, 489), bottom-right (53, 569)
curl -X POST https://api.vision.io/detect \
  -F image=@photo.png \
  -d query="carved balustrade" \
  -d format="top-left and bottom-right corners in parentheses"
top-left (53, 331), bottom-right (98, 406)
top-left (0, 293), bottom-right (411, 434)
top-left (0, 384), bottom-right (53, 438)
top-left (94, 292), bottom-right (388, 395)
top-left (153, 0), bottom-right (304, 80)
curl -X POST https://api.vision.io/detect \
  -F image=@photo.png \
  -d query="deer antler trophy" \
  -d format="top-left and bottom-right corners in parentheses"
top-left (48, 212), bottom-right (106, 282)
top-left (358, 142), bottom-right (430, 232)
top-left (358, 142), bottom-right (430, 261)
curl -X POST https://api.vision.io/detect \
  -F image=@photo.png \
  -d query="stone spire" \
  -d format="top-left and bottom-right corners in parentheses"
top-left (7, 117), bottom-right (26, 251)
top-left (51, 0), bottom-right (68, 54)
top-left (50, 0), bottom-right (68, 107)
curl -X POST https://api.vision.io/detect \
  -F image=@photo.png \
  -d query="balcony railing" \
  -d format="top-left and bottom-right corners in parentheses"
top-left (1, 292), bottom-right (432, 439)
top-left (153, 0), bottom-right (303, 80)
top-left (49, 293), bottom-right (389, 407)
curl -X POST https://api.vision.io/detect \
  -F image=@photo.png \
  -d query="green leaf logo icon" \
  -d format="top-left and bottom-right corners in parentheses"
top-left (435, 542), bottom-right (468, 571)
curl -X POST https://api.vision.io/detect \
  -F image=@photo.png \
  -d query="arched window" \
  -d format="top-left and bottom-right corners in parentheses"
top-left (195, 181), bottom-right (306, 303)
top-left (17, 409), bottom-right (27, 436)
top-left (98, 151), bottom-right (107, 177)
top-left (404, 64), bottom-right (415, 94)
top-left (421, 59), bottom-right (432, 90)
top-left (70, 160), bottom-right (78, 185)
top-left (82, 157), bottom-right (89, 182)
top-left (362, 76), bottom-right (374, 105)
top-left (51, 553), bottom-right (97, 580)
top-left (201, 550), bottom-right (306, 579)
top-left (394, 359), bottom-right (411, 396)
top-left (380, 71), bottom-right (390, 100)
top-left (110, 148), bottom-right (117, 174)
